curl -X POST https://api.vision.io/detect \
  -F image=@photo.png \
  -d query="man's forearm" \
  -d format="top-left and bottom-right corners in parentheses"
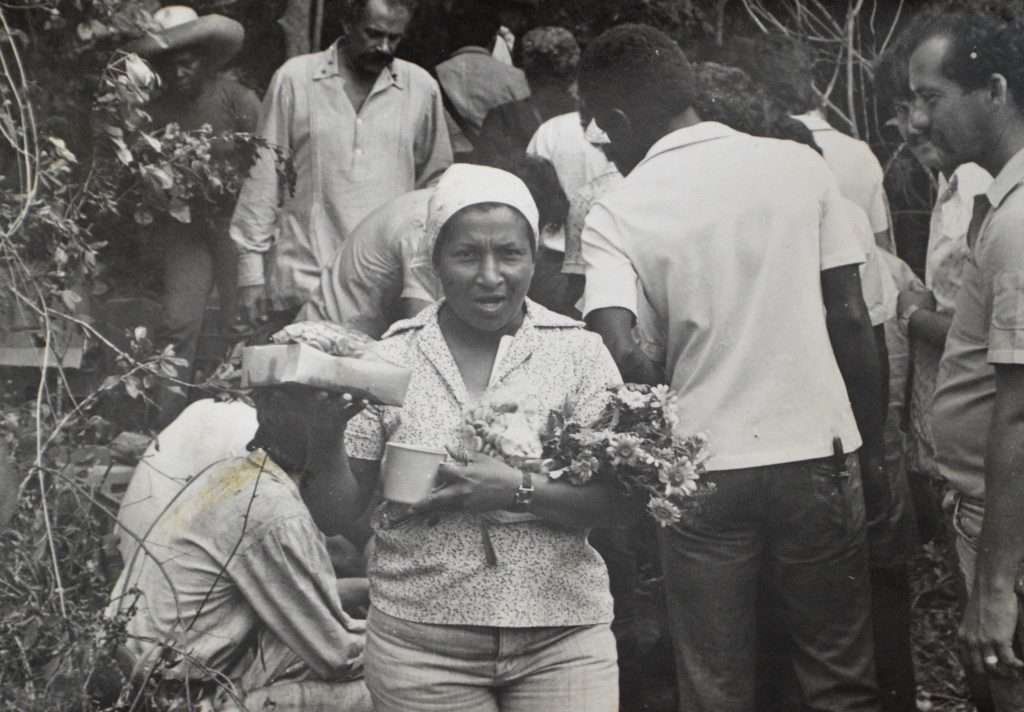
top-left (586, 307), bottom-right (664, 385)
top-left (828, 312), bottom-right (885, 461)
top-left (975, 370), bottom-right (1024, 594)
top-left (908, 308), bottom-right (953, 349)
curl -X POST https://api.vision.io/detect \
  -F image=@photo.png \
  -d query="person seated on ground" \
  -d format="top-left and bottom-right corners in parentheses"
top-left (339, 163), bottom-right (631, 710)
top-left (300, 154), bottom-right (573, 335)
top-left (435, 2), bottom-right (530, 160)
top-left (114, 396), bottom-right (368, 588)
top-left (107, 329), bottom-right (377, 712)
top-left (478, 26), bottom-right (580, 167)
top-left (122, 6), bottom-right (261, 427)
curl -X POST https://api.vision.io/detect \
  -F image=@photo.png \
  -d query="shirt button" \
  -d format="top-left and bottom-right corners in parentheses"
top-left (355, 148), bottom-right (363, 156)
top-left (357, 118), bottom-right (363, 125)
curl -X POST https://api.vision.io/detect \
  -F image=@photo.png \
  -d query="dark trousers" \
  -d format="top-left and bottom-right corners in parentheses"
top-left (152, 218), bottom-right (239, 426)
top-left (659, 454), bottom-right (881, 712)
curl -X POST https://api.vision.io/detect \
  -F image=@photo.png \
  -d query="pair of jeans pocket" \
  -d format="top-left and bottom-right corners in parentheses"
top-left (810, 459), bottom-right (863, 534)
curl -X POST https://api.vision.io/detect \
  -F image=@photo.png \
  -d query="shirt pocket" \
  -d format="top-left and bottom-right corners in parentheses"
top-left (989, 270), bottom-right (1024, 363)
top-left (991, 271), bottom-right (1024, 331)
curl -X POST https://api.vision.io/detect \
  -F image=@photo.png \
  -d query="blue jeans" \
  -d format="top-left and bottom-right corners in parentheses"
top-left (364, 607), bottom-right (619, 712)
top-left (659, 454), bottom-right (880, 712)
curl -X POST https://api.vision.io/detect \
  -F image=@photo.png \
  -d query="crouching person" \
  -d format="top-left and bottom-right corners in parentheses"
top-left (106, 333), bottom-right (374, 711)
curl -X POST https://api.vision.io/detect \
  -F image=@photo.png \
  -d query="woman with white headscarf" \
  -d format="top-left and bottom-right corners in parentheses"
top-left (337, 164), bottom-right (627, 711)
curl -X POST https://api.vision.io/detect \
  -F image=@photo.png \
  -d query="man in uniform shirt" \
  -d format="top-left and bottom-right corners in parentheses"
top-left (231, 0), bottom-right (452, 327)
top-left (908, 14), bottom-right (1024, 710)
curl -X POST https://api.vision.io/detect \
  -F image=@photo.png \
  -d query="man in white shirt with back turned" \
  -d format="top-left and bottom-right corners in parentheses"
top-left (578, 24), bottom-right (885, 712)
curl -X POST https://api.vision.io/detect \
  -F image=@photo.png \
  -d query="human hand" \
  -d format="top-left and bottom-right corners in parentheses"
top-left (959, 583), bottom-right (1024, 677)
top-left (412, 450), bottom-right (520, 515)
top-left (897, 284), bottom-right (936, 317)
top-left (238, 284), bottom-right (269, 326)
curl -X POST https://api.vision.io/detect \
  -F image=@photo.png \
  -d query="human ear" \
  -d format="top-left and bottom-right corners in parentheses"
top-left (602, 108), bottom-right (634, 143)
top-left (988, 73), bottom-right (1010, 107)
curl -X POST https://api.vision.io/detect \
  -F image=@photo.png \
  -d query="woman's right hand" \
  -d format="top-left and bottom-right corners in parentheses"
top-left (412, 451), bottom-right (520, 515)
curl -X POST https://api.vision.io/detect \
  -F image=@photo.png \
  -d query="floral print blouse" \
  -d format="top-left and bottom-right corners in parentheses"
top-left (345, 300), bottom-right (622, 627)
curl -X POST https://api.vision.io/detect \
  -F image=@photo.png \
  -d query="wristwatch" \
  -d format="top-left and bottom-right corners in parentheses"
top-left (512, 470), bottom-right (535, 512)
top-left (898, 303), bottom-right (923, 336)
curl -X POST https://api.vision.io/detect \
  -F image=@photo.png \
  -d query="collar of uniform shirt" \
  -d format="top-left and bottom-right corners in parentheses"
top-left (985, 146), bottom-right (1024, 209)
top-left (636, 121), bottom-right (736, 171)
top-left (314, 40), bottom-right (403, 88)
top-left (793, 109), bottom-right (833, 132)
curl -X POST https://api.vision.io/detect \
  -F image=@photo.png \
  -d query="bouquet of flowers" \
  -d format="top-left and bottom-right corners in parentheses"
top-left (460, 383), bottom-right (713, 528)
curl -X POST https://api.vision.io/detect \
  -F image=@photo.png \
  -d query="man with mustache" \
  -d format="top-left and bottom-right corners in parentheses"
top-left (907, 13), bottom-right (1024, 711)
top-left (231, 0), bottom-right (453, 329)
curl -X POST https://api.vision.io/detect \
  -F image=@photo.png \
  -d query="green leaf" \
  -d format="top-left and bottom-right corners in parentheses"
top-left (167, 199), bottom-right (191, 224)
top-left (60, 289), bottom-right (82, 312)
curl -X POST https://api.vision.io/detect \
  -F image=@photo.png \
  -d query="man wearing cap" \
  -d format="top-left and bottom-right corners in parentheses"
top-left (231, 0), bottom-right (452, 328)
top-left (124, 7), bottom-right (261, 425)
top-left (107, 324), bottom-right (376, 711)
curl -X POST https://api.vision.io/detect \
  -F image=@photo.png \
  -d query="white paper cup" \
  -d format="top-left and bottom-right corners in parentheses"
top-left (381, 442), bottom-right (448, 504)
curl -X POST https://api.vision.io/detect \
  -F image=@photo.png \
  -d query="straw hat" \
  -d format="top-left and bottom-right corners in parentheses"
top-left (124, 5), bottom-right (244, 67)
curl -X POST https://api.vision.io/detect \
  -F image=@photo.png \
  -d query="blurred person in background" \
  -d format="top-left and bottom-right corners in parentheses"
top-left (123, 7), bottom-right (260, 426)
top-left (301, 155), bottom-right (573, 335)
top-left (716, 35), bottom-right (895, 255)
top-left (478, 27), bottom-right (580, 166)
top-left (435, 1), bottom-right (530, 160)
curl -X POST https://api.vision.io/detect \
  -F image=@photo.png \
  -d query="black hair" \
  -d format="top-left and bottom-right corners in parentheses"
top-left (507, 155), bottom-right (568, 233)
top-left (247, 386), bottom-right (318, 473)
top-left (342, 0), bottom-right (419, 27)
top-left (761, 115), bottom-right (824, 156)
top-left (578, 24), bottom-right (696, 137)
top-left (693, 62), bottom-right (769, 135)
top-left (446, 3), bottom-right (501, 53)
top-left (906, 12), bottom-right (1024, 108)
top-left (714, 35), bottom-right (818, 115)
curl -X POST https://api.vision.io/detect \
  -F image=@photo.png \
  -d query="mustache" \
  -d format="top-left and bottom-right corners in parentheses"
top-left (361, 50), bottom-right (394, 65)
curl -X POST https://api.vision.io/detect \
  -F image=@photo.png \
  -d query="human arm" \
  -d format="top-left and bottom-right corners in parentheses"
top-left (580, 201), bottom-right (664, 385)
top-left (413, 81), bottom-right (454, 188)
top-left (228, 517), bottom-right (365, 681)
top-left (586, 308), bottom-right (664, 385)
top-left (414, 450), bottom-right (636, 529)
top-left (959, 364), bottom-right (1024, 676)
top-left (899, 285), bottom-right (953, 348)
top-left (230, 69), bottom-right (292, 322)
top-left (822, 265), bottom-right (886, 466)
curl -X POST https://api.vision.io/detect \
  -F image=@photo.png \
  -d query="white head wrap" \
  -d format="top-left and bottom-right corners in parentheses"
top-left (421, 164), bottom-right (540, 262)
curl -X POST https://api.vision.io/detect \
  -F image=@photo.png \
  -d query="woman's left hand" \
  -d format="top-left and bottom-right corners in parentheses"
top-left (412, 450), bottom-right (520, 514)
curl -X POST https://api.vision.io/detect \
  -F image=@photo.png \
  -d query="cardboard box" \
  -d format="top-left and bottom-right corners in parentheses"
top-left (241, 343), bottom-right (411, 406)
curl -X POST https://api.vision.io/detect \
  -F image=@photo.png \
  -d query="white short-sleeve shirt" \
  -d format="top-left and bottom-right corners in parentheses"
top-left (795, 111), bottom-right (890, 238)
top-left (526, 112), bottom-right (616, 201)
top-left (582, 122), bottom-right (864, 471)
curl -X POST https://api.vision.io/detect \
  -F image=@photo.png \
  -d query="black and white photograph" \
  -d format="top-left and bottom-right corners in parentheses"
top-left (2, 0), bottom-right (1024, 710)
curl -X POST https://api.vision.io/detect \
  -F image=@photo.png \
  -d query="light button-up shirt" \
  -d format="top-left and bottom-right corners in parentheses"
top-left (231, 43), bottom-right (452, 311)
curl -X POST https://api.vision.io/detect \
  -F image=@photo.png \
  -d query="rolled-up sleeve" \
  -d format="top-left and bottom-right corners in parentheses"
top-left (414, 83), bottom-right (454, 188)
top-left (581, 202), bottom-right (639, 317)
top-left (228, 516), bottom-right (363, 681)
top-left (230, 68), bottom-right (294, 288)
